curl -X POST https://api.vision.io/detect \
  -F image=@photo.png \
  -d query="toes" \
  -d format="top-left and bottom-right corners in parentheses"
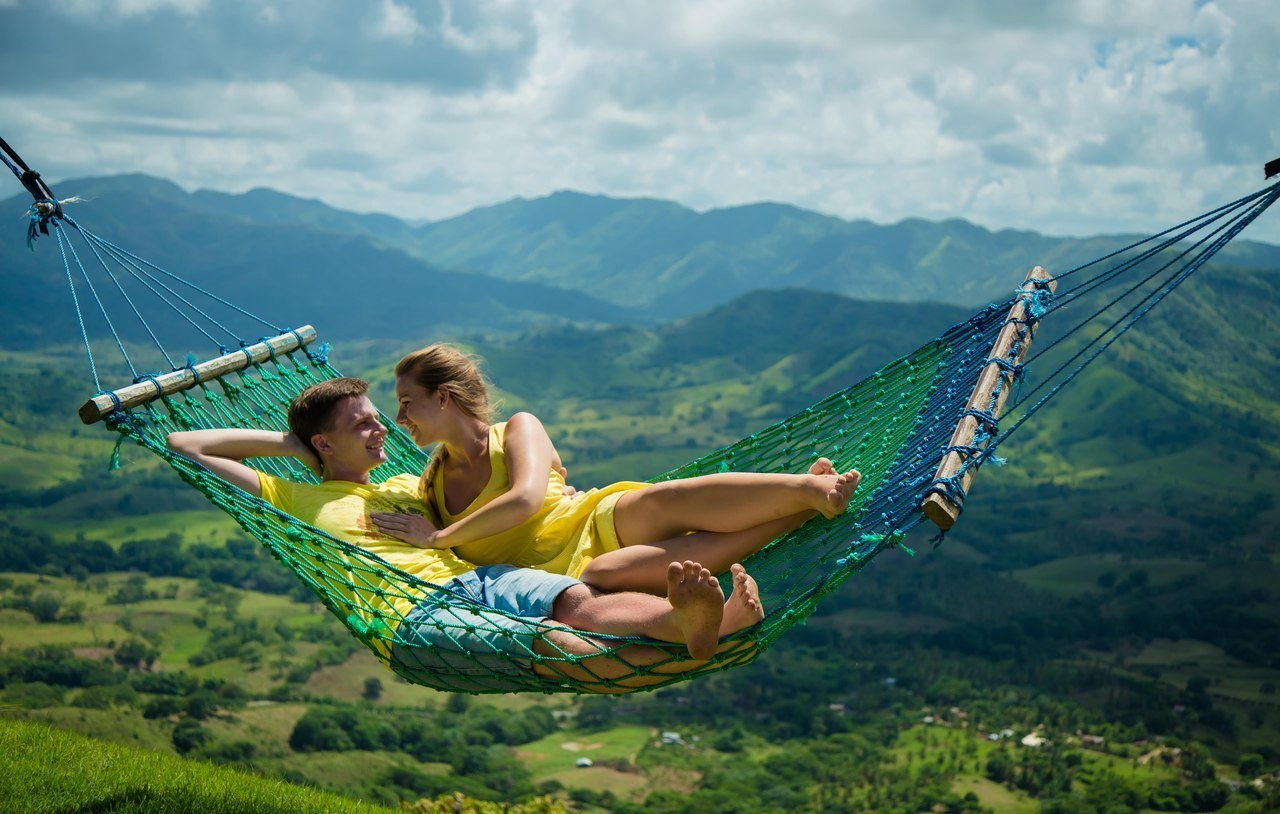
top-left (667, 561), bottom-right (684, 586)
top-left (809, 457), bottom-right (835, 476)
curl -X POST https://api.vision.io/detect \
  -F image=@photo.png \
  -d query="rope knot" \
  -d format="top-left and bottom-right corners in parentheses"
top-left (132, 372), bottom-right (164, 396)
top-left (305, 342), bottom-right (331, 365)
top-left (26, 199), bottom-right (62, 249)
top-left (1018, 284), bottom-right (1054, 322)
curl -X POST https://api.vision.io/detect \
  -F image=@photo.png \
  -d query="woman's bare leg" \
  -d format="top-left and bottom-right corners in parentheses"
top-left (582, 460), bottom-right (854, 594)
top-left (580, 513), bottom-right (805, 594)
top-left (612, 463), bottom-right (860, 549)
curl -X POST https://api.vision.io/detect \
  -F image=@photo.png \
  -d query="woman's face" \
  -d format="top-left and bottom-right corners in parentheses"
top-left (395, 375), bottom-right (441, 445)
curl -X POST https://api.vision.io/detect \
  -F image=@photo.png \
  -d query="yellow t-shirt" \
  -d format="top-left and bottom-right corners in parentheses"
top-left (258, 472), bottom-right (475, 656)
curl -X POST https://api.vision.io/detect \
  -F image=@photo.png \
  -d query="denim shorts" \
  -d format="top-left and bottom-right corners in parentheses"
top-left (389, 565), bottom-right (581, 692)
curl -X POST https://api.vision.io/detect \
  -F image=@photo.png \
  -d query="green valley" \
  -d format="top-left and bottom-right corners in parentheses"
top-left (1, 178), bottom-right (1278, 812)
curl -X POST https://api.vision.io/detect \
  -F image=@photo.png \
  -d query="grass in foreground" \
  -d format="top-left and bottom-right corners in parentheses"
top-left (0, 717), bottom-right (391, 814)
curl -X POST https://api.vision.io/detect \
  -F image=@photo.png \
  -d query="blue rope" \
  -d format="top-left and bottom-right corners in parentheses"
top-left (74, 219), bottom-right (178, 370)
top-left (84, 229), bottom-right (232, 351)
top-left (1006, 186), bottom-right (1278, 419)
top-left (73, 223), bottom-right (283, 334)
top-left (0, 150), bottom-right (21, 180)
top-left (1045, 188), bottom-right (1266, 314)
top-left (54, 222), bottom-right (102, 392)
top-left (994, 183), bottom-right (1280, 448)
top-left (1045, 183), bottom-right (1277, 288)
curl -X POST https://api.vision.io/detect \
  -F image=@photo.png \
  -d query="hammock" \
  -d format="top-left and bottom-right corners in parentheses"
top-left (7, 138), bottom-right (1278, 694)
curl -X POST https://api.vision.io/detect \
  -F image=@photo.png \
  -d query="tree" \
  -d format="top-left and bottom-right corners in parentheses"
top-left (172, 719), bottom-right (209, 754)
top-left (290, 708), bottom-right (355, 752)
top-left (108, 573), bottom-right (151, 605)
top-left (1239, 753), bottom-right (1264, 778)
top-left (29, 591), bottom-right (61, 623)
top-left (114, 638), bottom-right (157, 670)
top-left (363, 677), bottom-right (384, 701)
top-left (446, 693), bottom-right (471, 714)
top-left (184, 689), bottom-right (219, 720)
top-left (577, 696), bottom-right (615, 731)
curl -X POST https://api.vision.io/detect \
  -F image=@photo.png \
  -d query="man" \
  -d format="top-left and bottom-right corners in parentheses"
top-left (167, 378), bottom-right (762, 692)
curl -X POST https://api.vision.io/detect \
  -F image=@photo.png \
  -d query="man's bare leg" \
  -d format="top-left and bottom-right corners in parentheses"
top-left (552, 561), bottom-right (724, 658)
top-left (665, 561), bottom-right (723, 659)
top-left (580, 459), bottom-right (854, 594)
top-left (533, 567), bottom-right (761, 693)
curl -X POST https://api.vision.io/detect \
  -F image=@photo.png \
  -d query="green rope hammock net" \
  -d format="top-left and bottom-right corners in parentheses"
top-left (15, 152), bottom-right (1279, 694)
top-left (100, 323), bottom-right (973, 694)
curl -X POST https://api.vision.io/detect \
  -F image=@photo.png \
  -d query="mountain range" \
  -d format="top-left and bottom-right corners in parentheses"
top-left (4, 174), bottom-right (1279, 357)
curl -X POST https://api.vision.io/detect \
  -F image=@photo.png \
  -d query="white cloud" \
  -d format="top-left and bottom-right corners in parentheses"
top-left (372, 0), bottom-right (426, 44)
top-left (0, 0), bottom-right (1276, 243)
top-left (56, 0), bottom-right (208, 16)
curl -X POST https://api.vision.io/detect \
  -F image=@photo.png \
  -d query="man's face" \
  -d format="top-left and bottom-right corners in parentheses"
top-left (314, 395), bottom-right (388, 473)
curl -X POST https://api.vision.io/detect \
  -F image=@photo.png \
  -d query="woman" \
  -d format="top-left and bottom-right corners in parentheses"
top-left (371, 344), bottom-right (860, 595)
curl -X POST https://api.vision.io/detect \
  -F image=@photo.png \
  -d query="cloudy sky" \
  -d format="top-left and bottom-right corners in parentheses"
top-left (1, 0), bottom-right (1277, 241)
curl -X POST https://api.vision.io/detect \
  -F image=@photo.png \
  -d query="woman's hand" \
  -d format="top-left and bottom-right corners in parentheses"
top-left (370, 512), bottom-right (443, 548)
top-left (558, 466), bottom-right (578, 497)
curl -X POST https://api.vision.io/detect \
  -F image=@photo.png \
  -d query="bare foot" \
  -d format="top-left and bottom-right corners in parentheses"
top-left (807, 469), bottom-right (861, 518)
top-left (667, 560), bottom-right (724, 660)
top-left (825, 469), bottom-right (861, 517)
top-left (719, 563), bottom-right (764, 637)
top-left (809, 457), bottom-right (836, 476)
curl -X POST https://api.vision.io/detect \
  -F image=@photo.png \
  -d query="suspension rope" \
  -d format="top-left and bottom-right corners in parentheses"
top-left (1043, 184), bottom-right (1277, 291)
top-left (73, 219), bottom-right (179, 371)
top-left (82, 228), bottom-right (239, 351)
top-left (994, 181), bottom-right (1280, 447)
top-left (1019, 195), bottom-right (1257, 373)
top-left (54, 223), bottom-right (103, 392)
top-left (1045, 187), bottom-right (1273, 313)
top-left (56, 220), bottom-right (142, 381)
top-left (73, 223), bottom-right (284, 336)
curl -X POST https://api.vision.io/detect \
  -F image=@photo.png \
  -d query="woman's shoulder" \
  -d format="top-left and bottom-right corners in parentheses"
top-left (502, 412), bottom-right (548, 435)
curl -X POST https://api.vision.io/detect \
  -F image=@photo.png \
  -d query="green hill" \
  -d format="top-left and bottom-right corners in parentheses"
top-left (0, 199), bottom-right (1277, 810)
top-left (8, 174), bottom-right (1278, 352)
top-left (0, 176), bottom-right (635, 352)
top-left (0, 716), bottom-right (389, 814)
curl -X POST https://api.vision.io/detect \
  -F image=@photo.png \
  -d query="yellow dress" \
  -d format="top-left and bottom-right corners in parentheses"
top-left (423, 423), bottom-right (649, 578)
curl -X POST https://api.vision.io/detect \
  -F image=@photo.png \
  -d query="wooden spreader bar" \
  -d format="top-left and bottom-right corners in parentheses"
top-left (921, 268), bottom-right (1056, 531)
top-left (78, 325), bottom-right (318, 425)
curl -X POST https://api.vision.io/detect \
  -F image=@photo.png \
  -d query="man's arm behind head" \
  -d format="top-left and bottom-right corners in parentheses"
top-left (165, 429), bottom-right (320, 496)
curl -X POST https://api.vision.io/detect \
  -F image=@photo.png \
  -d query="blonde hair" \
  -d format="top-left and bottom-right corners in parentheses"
top-left (395, 344), bottom-right (497, 423)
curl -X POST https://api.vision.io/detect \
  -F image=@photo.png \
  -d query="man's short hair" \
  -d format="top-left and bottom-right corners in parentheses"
top-left (288, 377), bottom-right (370, 458)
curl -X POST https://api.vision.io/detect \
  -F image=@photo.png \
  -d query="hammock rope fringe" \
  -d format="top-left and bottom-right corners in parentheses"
top-left (8, 139), bottom-right (1278, 694)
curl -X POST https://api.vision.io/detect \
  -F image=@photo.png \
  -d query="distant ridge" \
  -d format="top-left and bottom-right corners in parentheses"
top-left (3, 174), bottom-right (1277, 352)
top-left (0, 176), bottom-right (638, 351)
